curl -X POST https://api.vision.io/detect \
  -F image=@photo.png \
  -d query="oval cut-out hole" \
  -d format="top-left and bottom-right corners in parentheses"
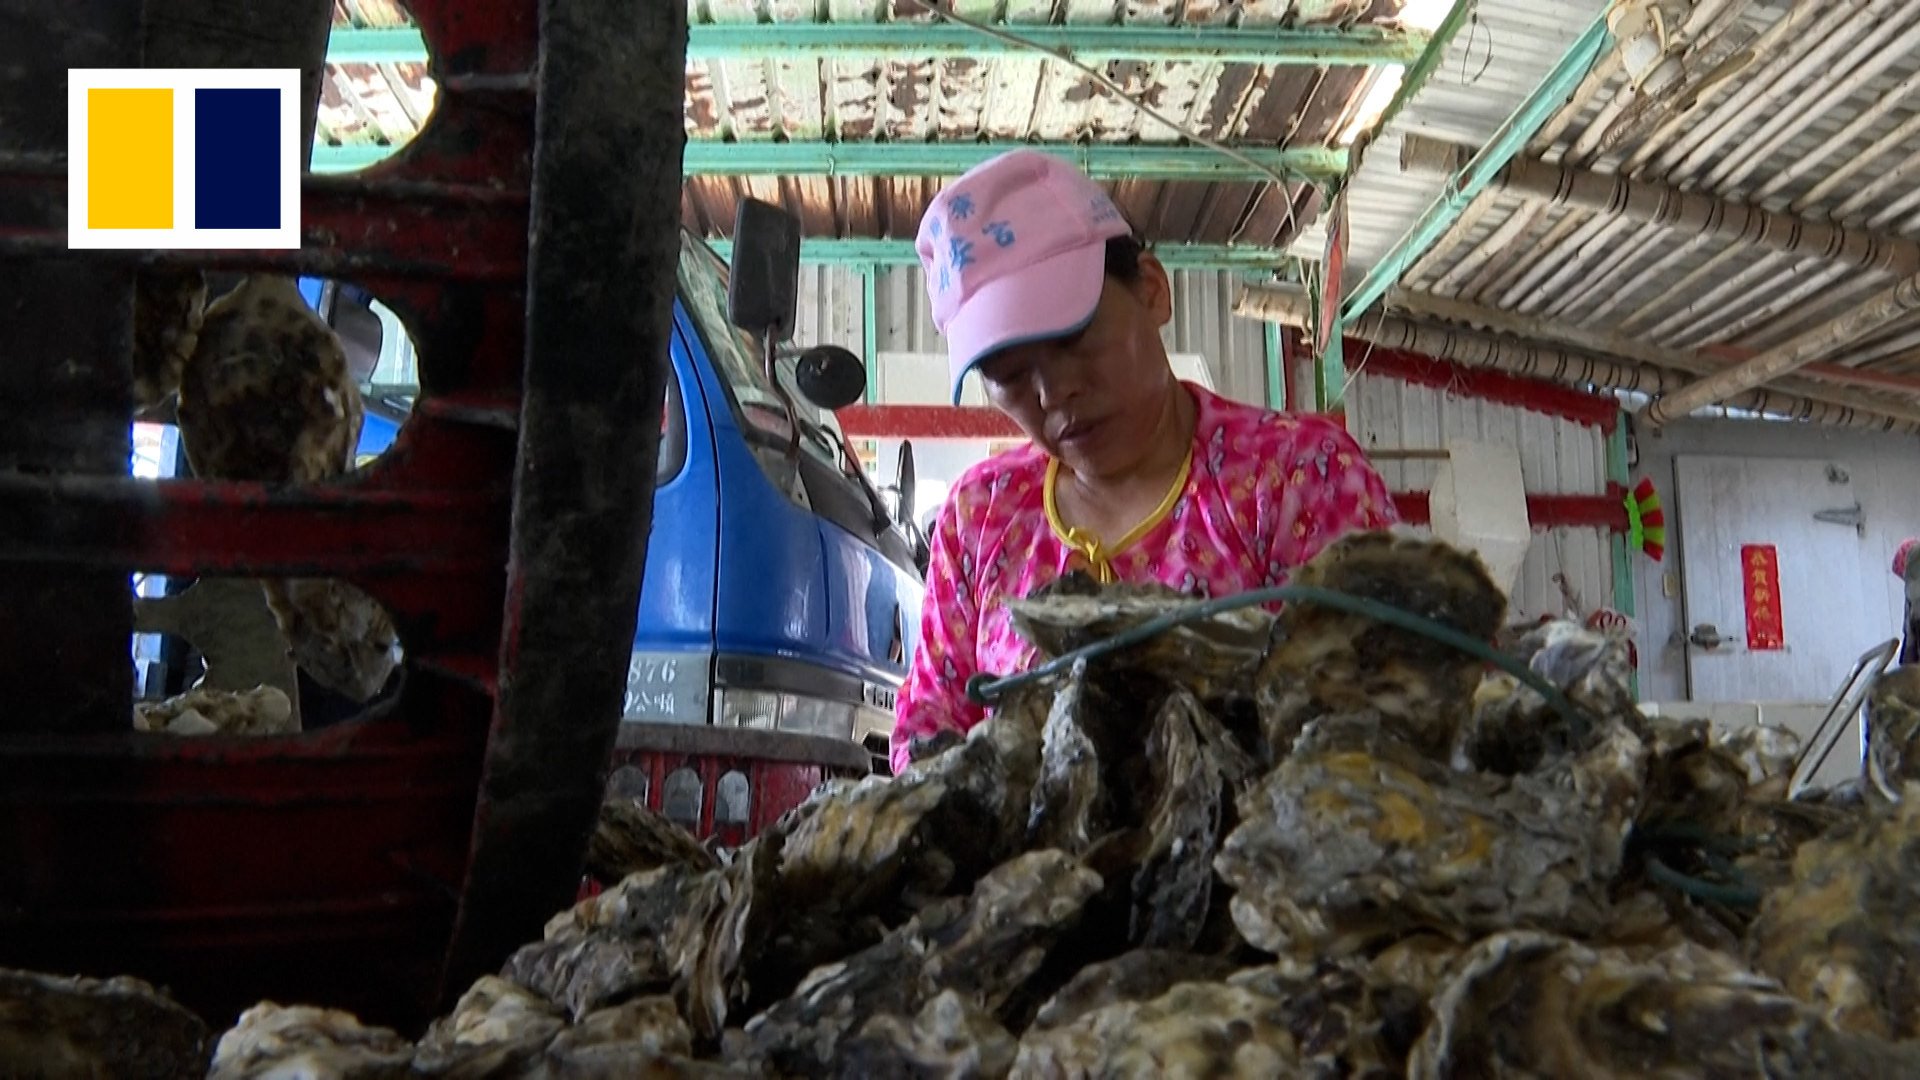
top-left (607, 764), bottom-right (651, 806)
top-left (715, 770), bottom-right (750, 825)
top-left (663, 767), bottom-right (703, 828)
top-left (313, 13), bottom-right (436, 175)
top-left (132, 574), bottom-right (406, 736)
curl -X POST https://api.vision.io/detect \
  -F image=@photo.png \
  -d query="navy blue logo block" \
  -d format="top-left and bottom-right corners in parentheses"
top-left (194, 87), bottom-right (281, 230)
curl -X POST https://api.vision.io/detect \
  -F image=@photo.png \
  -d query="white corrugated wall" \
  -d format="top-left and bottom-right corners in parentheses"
top-left (1346, 373), bottom-right (1617, 625)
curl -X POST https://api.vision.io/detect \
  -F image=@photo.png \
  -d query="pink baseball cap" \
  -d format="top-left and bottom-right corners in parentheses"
top-left (915, 149), bottom-right (1134, 405)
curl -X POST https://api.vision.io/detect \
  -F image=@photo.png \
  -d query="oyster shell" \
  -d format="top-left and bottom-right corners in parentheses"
top-left (1097, 687), bottom-right (1257, 951)
top-left (1005, 573), bottom-right (1271, 700)
top-left (1025, 669), bottom-right (1105, 855)
top-left (546, 995), bottom-right (692, 1061)
top-left (1014, 961), bottom-right (1396, 1080)
top-left (208, 1002), bottom-right (412, 1080)
top-left (1258, 533), bottom-right (1506, 758)
top-left (87, 534), bottom-right (1920, 1076)
top-left (1411, 932), bottom-right (1920, 1079)
top-left (1027, 950), bottom-right (1239, 1031)
top-left (1751, 790), bottom-right (1920, 1039)
top-left (0, 968), bottom-right (209, 1080)
top-left (1364, 933), bottom-right (1466, 1002)
top-left (260, 577), bottom-right (403, 705)
top-left (838, 990), bottom-right (1018, 1080)
top-left (1716, 722), bottom-right (1804, 787)
top-left (413, 976), bottom-right (565, 1078)
top-left (1217, 710), bottom-right (1646, 956)
top-left (785, 708), bottom-right (1041, 920)
top-left (179, 275), bottom-right (361, 485)
top-left (503, 862), bottom-right (713, 1019)
top-left (133, 266), bottom-right (208, 416)
top-left (586, 797), bottom-right (719, 883)
top-left (1867, 666), bottom-right (1920, 795)
top-left (133, 684), bottom-right (296, 736)
top-left (1454, 621), bottom-right (1633, 774)
top-left (1012, 980), bottom-right (1302, 1079)
top-left (505, 825), bottom-right (781, 1041)
top-left (730, 850), bottom-right (1101, 1075)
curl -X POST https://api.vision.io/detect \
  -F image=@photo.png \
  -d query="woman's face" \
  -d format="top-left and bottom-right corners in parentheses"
top-left (974, 255), bottom-right (1176, 481)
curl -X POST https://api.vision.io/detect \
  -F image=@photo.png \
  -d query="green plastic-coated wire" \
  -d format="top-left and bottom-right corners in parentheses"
top-left (964, 583), bottom-right (1591, 739)
top-left (1645, 854), bottom-right (1762, 911)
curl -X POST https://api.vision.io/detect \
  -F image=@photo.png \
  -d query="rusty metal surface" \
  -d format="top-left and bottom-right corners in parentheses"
top-left (434, 0), bottom-right (686, 1004)
top-left (0, 172), bottom-right (531, 282)
top-left (0, 0), bottom-right (674, 1033)
top-left (144, 0), bottom-right (336, 154)
top-left (0, 0), bottom-right (141, 736)
top-left (0, 685), bottom-right (489, 1027)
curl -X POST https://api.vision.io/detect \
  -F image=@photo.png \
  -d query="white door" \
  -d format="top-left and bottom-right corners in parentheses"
top-left (1676, 455), bottom-right (1883, 702)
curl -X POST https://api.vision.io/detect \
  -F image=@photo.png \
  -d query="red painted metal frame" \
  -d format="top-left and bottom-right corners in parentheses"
top-left (1393, 487), bottom-right (1630, 532)
top-left (1344, 339), bottom-right (1622, 432)
top-left (0, 0), bottom-right (676, 1031)
top-left (837, 403), bottom-right (1025, 441)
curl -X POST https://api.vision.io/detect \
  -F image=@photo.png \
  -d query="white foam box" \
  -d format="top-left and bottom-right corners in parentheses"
top-left (1430, 440), bottom-right (1531, 599)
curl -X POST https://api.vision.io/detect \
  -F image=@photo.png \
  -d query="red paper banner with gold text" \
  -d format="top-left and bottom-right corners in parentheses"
top-left (1742, 544), bottom-right (1785, 651)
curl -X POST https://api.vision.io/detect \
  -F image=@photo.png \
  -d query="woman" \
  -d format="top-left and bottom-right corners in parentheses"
top-left (891, 149), bottom-right (1396, 773)
top-left (1896, 539), bottom-right (1920, 664)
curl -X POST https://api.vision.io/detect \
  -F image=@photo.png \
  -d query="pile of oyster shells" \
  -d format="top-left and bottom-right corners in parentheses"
top-left (21, 532), bottom-right (1920, 1078)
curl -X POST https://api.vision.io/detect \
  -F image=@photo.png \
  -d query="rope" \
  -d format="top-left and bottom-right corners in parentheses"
top-left (1645, 854), bottom-right (1762, 911)
top-left (966, 581), bottom-right (1778, 910)
top-left (964, 582), bottom-right (1591, 740)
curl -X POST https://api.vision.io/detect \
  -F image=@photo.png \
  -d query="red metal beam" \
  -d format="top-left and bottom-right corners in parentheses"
top-left (1346, 340), bottom-right (1622, 431)
top-left (837, 404), bottom-right (1024, 440)
top-left (1393, 486), bottom-right (1627, 532)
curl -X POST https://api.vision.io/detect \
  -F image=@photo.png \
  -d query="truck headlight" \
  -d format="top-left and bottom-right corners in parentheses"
top-left (712, 688), bottom-right (857, 740)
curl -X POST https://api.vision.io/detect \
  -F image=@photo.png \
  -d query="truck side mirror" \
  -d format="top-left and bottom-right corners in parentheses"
top-left (794, 346), bottom-right (866, 411)
top-left (895, 441), bottom-right (916, 526)
top-left (727, 198), bottom-right (802, 344)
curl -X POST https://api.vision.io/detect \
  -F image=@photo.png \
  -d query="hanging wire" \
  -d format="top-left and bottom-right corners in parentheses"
top-left (1336, 306), bottom-right (1390, 400)
top-left (1459, 8), bottom-right (1495, 86)
top-left (896, 0), bottom-right (1298, 239)
top-left (964, 581), bottom-right (1593, 741)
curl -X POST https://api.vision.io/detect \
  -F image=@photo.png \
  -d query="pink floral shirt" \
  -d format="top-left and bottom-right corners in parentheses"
top-left (892, 383), bottom-right (1397, 772)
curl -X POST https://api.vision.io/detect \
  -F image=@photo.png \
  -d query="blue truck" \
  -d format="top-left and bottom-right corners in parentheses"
top-left (138, 228), bottom-right (924, 809)
top-left (334, 233), bottom-right (926, 782)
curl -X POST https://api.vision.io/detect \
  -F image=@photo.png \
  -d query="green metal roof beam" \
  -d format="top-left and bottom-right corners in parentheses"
top-left (326, 24), bottom-right (1428, 67)
top-left (1338, 12), bottom-right (1613, 325)
top-left (313, 140), bottom-right (1349, 183)
top-left (704, 237), bottom-right (1304, 272)
top-left (683, 141), bottom-right (1345, 182)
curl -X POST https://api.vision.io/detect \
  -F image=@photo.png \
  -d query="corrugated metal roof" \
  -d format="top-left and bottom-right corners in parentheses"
top-left (677, 0), bottom-right (1392, 249)
top-left (1294, 0), bottom-right (1611, 274)
top-left (1353, 0), bottom-right (1920, 425)
top-left (318, 1), bottom-right (1437, 253)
